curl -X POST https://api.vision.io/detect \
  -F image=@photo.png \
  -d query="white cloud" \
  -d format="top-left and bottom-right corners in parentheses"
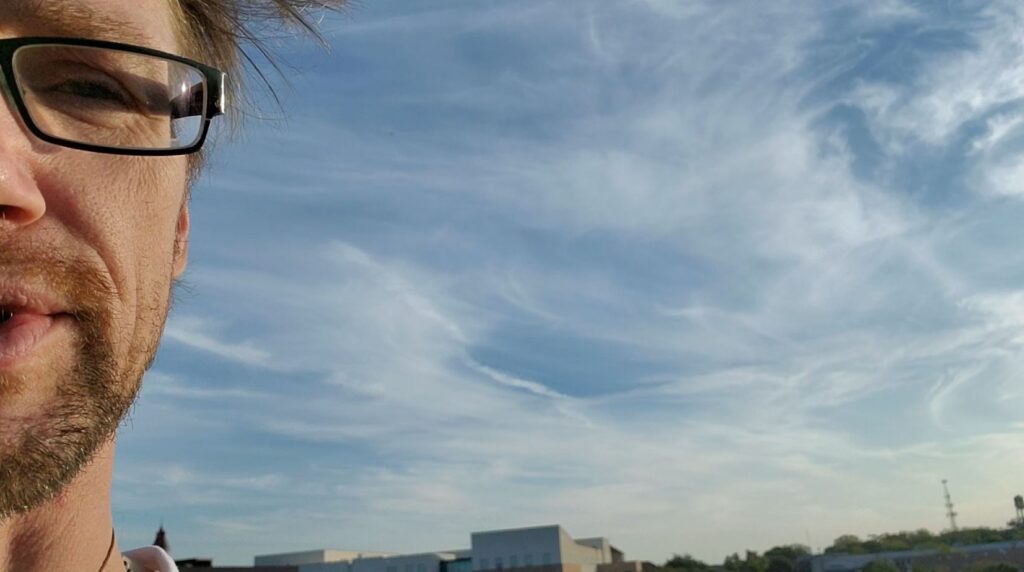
top-left (846, 2), bottom-right (1024, 187)
top-left (164, 316), bottom-right (272, 367)
top-left (116, 0), bottom-right (1024, 565)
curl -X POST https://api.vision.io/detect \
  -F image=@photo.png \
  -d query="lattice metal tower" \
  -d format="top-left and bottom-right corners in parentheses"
top-left (942, 479), bottom-right (959, 532)
top-left (1014, 495), bottom-right (1024, 527)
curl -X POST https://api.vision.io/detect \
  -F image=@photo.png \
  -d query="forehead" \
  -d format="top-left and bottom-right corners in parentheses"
top-left (0, 0), bottom-right (179, 52)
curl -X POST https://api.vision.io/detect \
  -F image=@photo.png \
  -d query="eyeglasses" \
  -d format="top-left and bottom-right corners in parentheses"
top-left (0, 37), bottom-right (227, 156)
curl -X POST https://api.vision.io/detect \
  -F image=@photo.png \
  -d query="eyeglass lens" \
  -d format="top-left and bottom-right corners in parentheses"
top-left (12, 44), bottom-right (207, 152)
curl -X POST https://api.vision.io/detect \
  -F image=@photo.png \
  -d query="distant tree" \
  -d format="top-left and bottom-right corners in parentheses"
top-left (665, 554), bottom-right (710, 572)
top-left (765, 546), bottom-right (810, 562)
top-left (827, 535), bottom-right (865, 555)
top-left (823, 527), bottom-right (1024, 556)
top-left (860, 560), bottom-right (899, 572)
top-left (720, 552), bottom-right (774, 572)
top-left (677, 525), bottom-right (1024, 572)
top-left (745, 551), bottom-right (768, 572)
top-left (869, 534), bottom-right (910, 552)
top-left (722, 554), bottom-right (744, 571)
top-left (939, 528), bottom-right (1003, 546)
top-left (862, 540), bottom-right (883, 554)
top-left (766, 557), bottom-right (794, 572)
top-left (908, 529), bottom-right (936, 546)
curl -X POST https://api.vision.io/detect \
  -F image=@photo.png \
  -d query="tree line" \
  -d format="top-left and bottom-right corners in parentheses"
top-left (825, 527), bottom-right (1024, 554)
top-left (664, 545), bottom-right (811, 572)
top-left (662, 526), bottom-right (1024, 572)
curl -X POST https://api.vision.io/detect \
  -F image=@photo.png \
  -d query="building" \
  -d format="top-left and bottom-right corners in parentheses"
top-left (471, 525), bottom-right (622, 572)
top-left (254, 525), bottom-right (652, 572)
top-left (256, 551), bottom-right (399, 568)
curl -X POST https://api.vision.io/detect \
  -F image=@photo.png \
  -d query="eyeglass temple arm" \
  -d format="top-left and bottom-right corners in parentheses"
top-left (167, 72), bottom-right (226, 119)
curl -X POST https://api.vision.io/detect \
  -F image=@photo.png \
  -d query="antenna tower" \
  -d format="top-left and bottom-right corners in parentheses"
top-left (1014, 495), bottom-right (1024, 527)
top-left (942, 479), bottom-right (959, 532)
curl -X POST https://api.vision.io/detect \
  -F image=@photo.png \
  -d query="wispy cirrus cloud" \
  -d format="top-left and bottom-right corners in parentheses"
top-left (113, 0), bottom-right (1024, 565)
top-left (163, 316), bottom-right (272, 367)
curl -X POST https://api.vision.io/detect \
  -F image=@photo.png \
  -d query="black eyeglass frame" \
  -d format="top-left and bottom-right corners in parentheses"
top-left (0, 36), bottom-right (227, 156)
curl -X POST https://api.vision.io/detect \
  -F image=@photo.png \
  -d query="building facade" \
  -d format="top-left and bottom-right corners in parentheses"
top-left (471, 526), bottom-right (624, 572)
top-left (254, 525), bottom-right (643, 572)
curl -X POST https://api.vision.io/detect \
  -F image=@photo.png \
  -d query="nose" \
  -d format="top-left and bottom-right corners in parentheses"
top-left (0, 81), bottom-right (45, 229)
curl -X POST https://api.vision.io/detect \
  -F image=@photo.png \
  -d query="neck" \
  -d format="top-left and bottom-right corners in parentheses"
top-left (0, 438), bottom-right (121, 572)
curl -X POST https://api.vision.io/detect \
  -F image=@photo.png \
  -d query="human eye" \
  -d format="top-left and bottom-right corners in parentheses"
top-left (44, 74), bottom-right (135, 109)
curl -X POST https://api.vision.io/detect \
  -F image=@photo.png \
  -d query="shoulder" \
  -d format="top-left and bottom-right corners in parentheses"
top-left (122, 546), bottom-right (179, 572)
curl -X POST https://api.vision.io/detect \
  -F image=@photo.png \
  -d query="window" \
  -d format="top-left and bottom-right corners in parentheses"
top-left (405, 565), bottom-right (413, 572)
top-left (510, 556), bottom-right (518, 568)
top-left (480, 559), bottom-right (489, 570)
top-left (496, 558), bottom-right (504, 570)
top-left (388, 567), bottom-right (397, 572)
top-left (541, 554), bottom-right (552, 566)
top-left (524, 555), bottom-right (534, 567)
top-left (418, 564), bottom-right (426, 572)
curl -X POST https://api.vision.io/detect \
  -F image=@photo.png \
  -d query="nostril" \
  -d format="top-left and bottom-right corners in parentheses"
top-left (0, 205), bottom-right (37, 225)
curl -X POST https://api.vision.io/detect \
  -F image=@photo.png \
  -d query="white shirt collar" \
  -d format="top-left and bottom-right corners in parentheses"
top-left (122, 546), bottom-right (179, 572)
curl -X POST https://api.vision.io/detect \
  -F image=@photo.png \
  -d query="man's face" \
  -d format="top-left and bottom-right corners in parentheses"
top-left (0, 0), bottom-right (190, 517)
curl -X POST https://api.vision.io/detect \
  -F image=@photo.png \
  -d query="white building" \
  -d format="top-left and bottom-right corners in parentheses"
top-left (472, 525), bottom-right (623, 572)
top-left (256, 550), bottom-right (397, 568)
top-left (254, 525), bottom-right (642, 572)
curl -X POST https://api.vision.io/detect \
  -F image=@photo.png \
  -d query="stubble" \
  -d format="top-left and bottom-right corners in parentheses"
top-left (0, 251), bottom-right (155, 520)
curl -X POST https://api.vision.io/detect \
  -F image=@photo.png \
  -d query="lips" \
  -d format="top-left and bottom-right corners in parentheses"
top-left (0, 311), bottom-right (57, 361)
top-left (0, 291), bottom-right (72, 366)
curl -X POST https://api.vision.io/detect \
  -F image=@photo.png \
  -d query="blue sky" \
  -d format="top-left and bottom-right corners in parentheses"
top-left (113, 0), bottom-right (1024, 565)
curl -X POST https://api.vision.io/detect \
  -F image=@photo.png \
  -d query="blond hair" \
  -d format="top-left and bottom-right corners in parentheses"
top-left (170, 0), bottom-right (347, 175)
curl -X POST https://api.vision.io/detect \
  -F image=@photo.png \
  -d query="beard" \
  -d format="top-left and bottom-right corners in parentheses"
top-left (0, 250), bottom-right (162, 521)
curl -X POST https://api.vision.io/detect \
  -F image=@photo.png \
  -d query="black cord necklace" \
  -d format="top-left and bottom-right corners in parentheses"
top-left (97, 528), bottom-right (118, 572)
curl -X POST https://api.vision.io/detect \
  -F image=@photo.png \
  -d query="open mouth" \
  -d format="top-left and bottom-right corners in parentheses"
top-left (0, 306), bottom-right (14, 326)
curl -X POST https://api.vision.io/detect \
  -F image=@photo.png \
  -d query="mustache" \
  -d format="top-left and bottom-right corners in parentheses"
top-left (0, 246), bottom-right (115, 322)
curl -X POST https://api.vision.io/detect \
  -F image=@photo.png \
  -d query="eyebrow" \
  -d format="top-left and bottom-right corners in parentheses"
top-left (11, 0), bottom-right (158, 48)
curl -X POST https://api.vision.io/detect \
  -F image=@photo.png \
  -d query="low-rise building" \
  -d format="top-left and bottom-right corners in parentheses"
top-left (471, 525), bottom-right (623, 572)
top-left (257, 551), bottom-right (398, 568)
top-left (254, 525), bottom-right (649, 572)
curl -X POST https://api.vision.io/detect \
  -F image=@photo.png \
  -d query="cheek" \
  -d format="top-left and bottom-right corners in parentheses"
top-left (37, 152), bottom-right (188, 326)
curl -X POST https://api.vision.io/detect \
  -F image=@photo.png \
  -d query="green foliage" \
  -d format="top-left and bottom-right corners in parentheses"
top-left (718, 546), bottom-right (810, 572)
top-left (765, 546), bottom-right (810, 562)
top-left (827, 535), bottom-right (865, 555)
top-left (766, 557), bottom-right (794, 572)
top-left (664, 554), bottom-right (710, 572)
top-left (672, 525), bottom-right (1023, 572)
top-left (722, 554), bottom-right (745, 572)
top-left (825, 526), bottom-right (1024, 555)
top-left (744, 551), bottom-right (768, 572)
